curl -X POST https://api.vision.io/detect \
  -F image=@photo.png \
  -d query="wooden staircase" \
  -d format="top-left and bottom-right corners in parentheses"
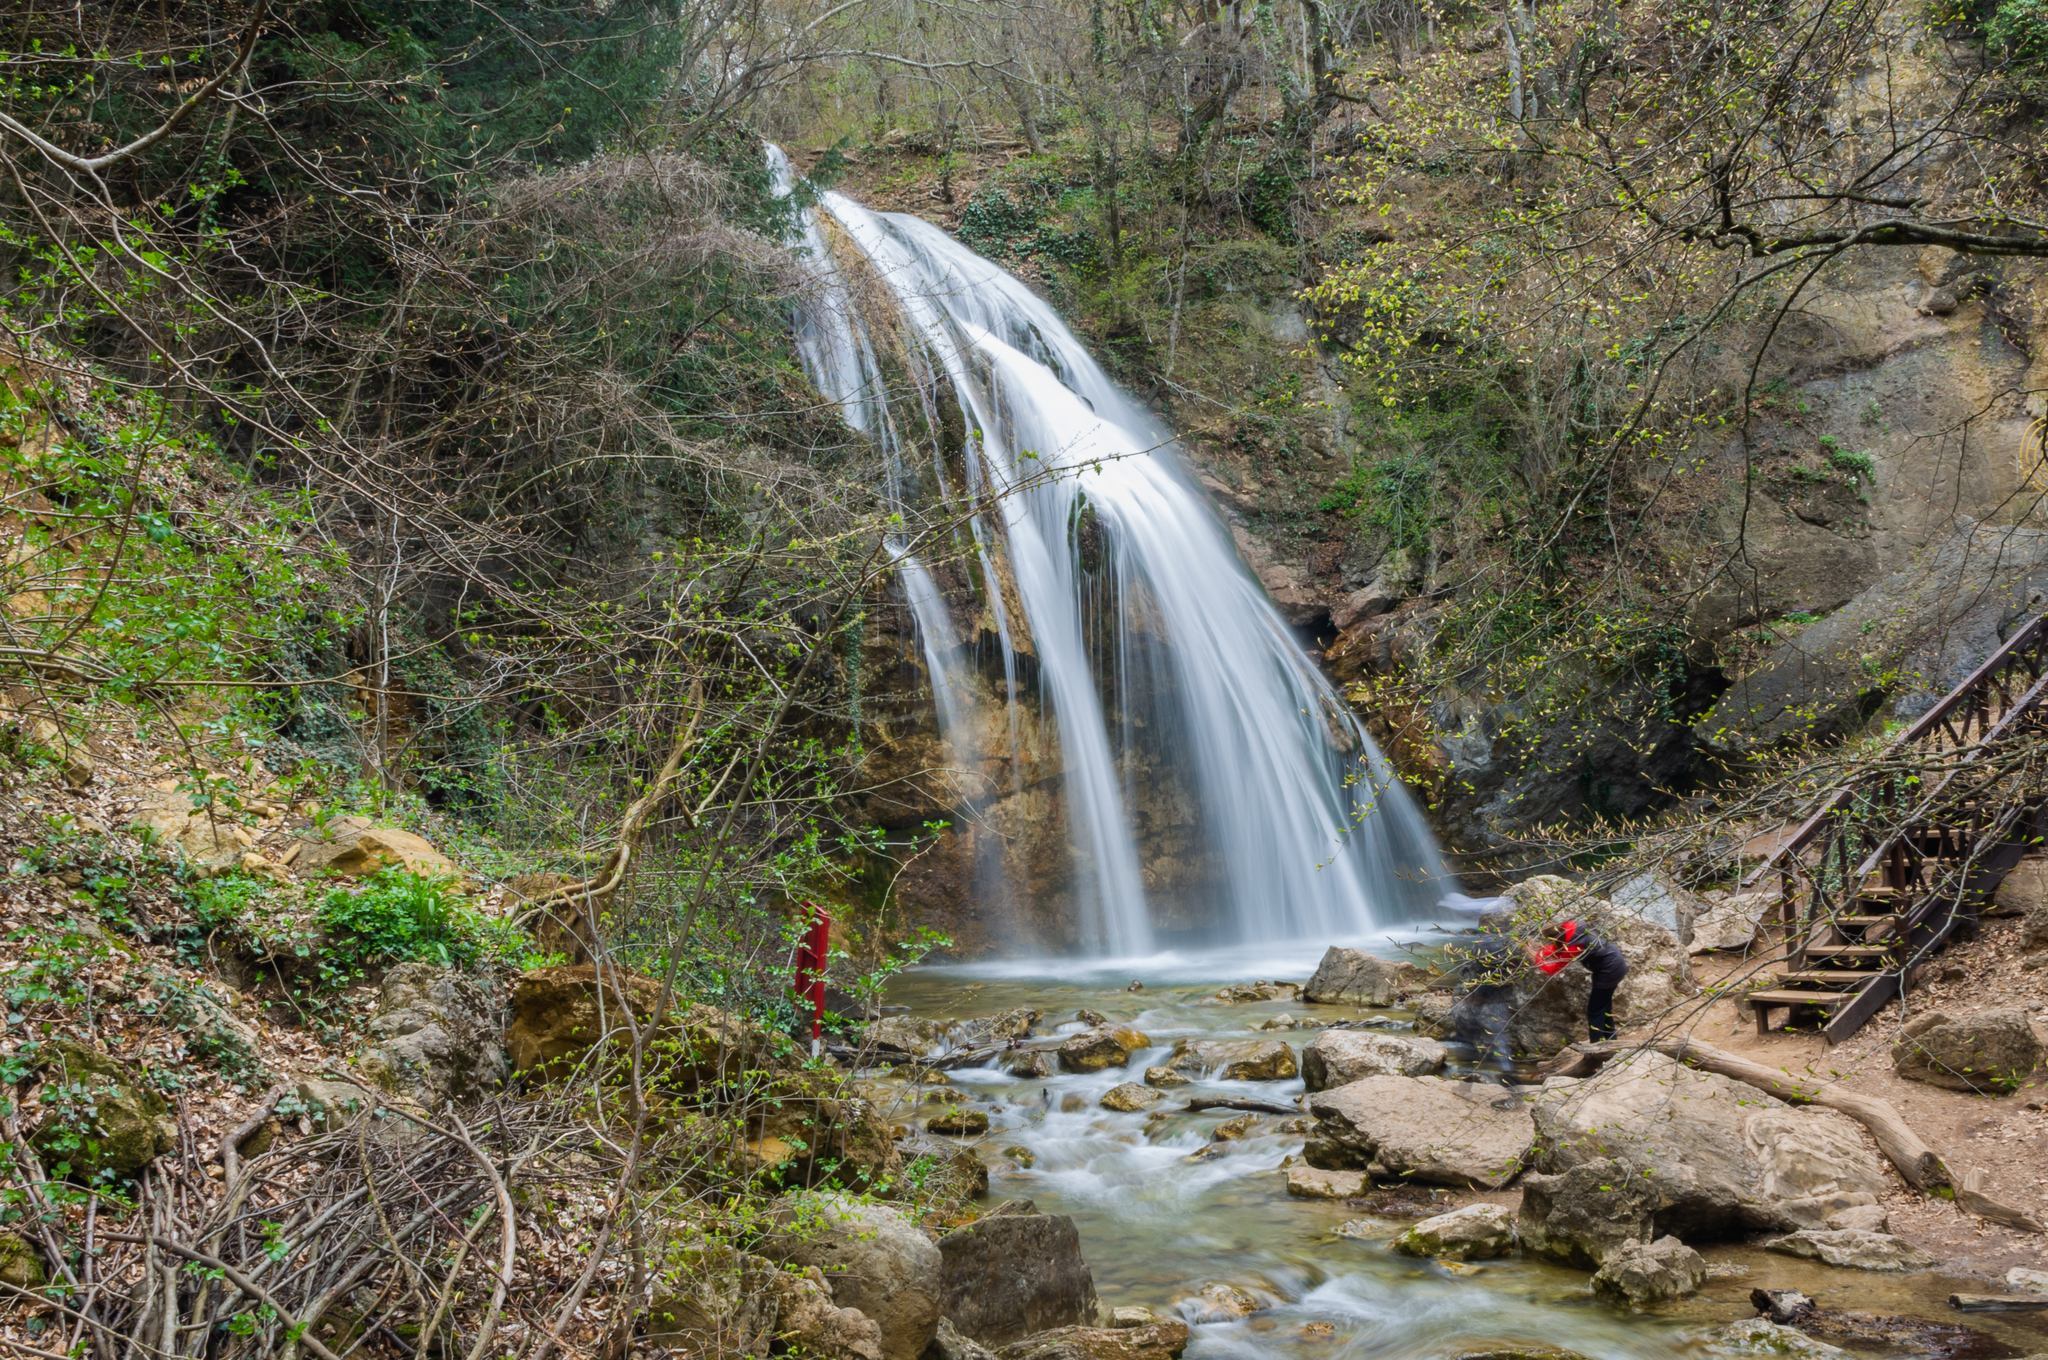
top-left (1741, 612), bottom-right (2048, 1043)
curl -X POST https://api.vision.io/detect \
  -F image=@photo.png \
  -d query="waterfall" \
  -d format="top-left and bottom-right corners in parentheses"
top-left (771, 149), bottom-right (1454, 953)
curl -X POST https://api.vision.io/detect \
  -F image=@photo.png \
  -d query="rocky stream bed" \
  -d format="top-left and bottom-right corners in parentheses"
top-left (875, 946), bottom-right (2048, 1360)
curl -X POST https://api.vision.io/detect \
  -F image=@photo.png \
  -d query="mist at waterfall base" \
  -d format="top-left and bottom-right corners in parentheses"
top-left (770, 149), bottom-right (1457, 960)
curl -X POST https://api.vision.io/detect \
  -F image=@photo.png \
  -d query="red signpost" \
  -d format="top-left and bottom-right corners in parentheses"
top-left (793, 900), bottom-right (830, 1055)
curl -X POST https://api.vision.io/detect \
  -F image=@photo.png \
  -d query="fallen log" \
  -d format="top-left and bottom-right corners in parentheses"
top-left (1185, 1097), bottom-right (1299, 1116)
top-left (1949, 1295), bottom-right (2048, 1313)
top-left (1955, 1168), bottom-right (2045, 1233)
top-left (1530, 1037), bottom-right (1948, 1190)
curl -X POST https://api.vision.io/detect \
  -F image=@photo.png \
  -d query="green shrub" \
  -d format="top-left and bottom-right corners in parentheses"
top-left (1988, 0), bottom-right (2048, 91)
top-left (319, 869), bottom-right (528, 973)
top-left (184, 874), bottom-right (271, 932)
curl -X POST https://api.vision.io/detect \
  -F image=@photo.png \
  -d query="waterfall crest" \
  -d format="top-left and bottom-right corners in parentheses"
top-left (772, 148), bottom-right (1454, 953)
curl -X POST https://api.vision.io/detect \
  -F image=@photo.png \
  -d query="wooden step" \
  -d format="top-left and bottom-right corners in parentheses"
top-left (1803, 945), bottom-right (1895, 960)
top-left (1749, 989), bottom-right (1855, 1035)
top-left (1778, 970), bottom-right (1885, 985)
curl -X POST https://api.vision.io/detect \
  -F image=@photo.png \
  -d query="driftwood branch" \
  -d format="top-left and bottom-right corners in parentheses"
top-left (1185, 1097), bottom-right (1299, 1116)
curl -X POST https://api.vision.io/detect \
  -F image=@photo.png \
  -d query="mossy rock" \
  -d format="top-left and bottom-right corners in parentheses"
top-left (0, 1230), bottom-right (47, 1289)
top-left (29, 1040), bottom-right (175, 1180)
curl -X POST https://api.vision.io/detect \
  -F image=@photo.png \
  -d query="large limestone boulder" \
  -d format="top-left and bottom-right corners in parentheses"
top-left (1162, 1038), bottom-right (1296, 1081)
top-left (1609, 870), bottom-right (1702, 945)
top-left (128, 789), bottom-right (252, 872)
top-left (351, 963), bottom-right (507, 1107)
top-left (295, 816), bottom-right (460, 881)
top-left (1283, 1166), bottom-right (1368, 1198)
top-left (1891, 1008), bottom-right (2044, 1093)
top-left (1302, 947), bottom-right (1430, 1005)
top-left (1518, 1052), bottom-right (1888, 1265)
top-left (1589, 1235), bottom-right (1706, 1304)
top-left (29, 1040), bottom-right (175, 1179)
top-left (937, 1213), bottom-right (1098, 1346)
top-left (994, 1319), bottom-right (1190, 1360)
top-left (1301, 1029), bottom-right (1446, 1089)
top-left (766, 1193), bottom-right (943, 1360)
top-left (1691, 891), bottom-right (1777, 954)
top-left (1305, 1075), bottom-right (1534, 1188)
top-left (897, 1134), bottom-right (990, 1203)
top-left (504, 964), bottom-right (790, 1083)
top-left (646, 1249), bottom-right (884, 1360)
top-left (1389, 1203), bottom-right (1517, 1261)
top-left (1764, 1230), bottom-right (1938, 1271)
top-left (751, 1072), bottom-right (903, 1186)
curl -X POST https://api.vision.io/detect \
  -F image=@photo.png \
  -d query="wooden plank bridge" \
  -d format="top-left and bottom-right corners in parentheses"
top-left (1740, 612), bottom-right (2048, 1043)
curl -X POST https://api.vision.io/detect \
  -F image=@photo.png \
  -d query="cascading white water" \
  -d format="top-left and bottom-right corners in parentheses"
top-left (772, 149), bottom-right (1454, 952)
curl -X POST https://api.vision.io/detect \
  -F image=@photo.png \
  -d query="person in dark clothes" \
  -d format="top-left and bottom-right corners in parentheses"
top-left (1532, 920), bottom-right (1630, 1041)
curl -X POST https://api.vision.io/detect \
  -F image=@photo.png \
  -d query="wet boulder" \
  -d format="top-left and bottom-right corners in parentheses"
top-left (1389, 1203), bottom-right (1517, 1261)
top-left (1057, 1027), bottom-right (1149, 1073)
top-left (1589, 1235), bottom-right (1706, 1304)
top-left (351, 963), bottom-right (507, 1107)
top-left (1703, 1319), bottom-right (1850, 1357)
top-left (1891, 1008), bottom-right (2044, 1094)
top-left (1163, 1038), bottom-right (1296, 1081)
top-left (1305, 1075), bottom-right (1534, 1189)
top-left (927, 1108), bottom-right (991, 1136)
top-left (1002, 1049), bottom-right (1058, 1078)
top-left (765, 1192), bottom-right (943, 1360)
top-left (938, 1212), bottom-right (1098, 1347)
top-left (870, 1015), bottom-right (951, 1057)
top-left (1302, 948), bottom-right (1430, 1005)
top-left (1142, 1065), bottom-right (1190, 1088)
top-left (994, 1319), bottom-right (1190, 1360)
top-left (1301, 1029), bottom-right (1446, 1089)
top-left (1283, 1166), bottom-right (1368, 1199)
top-left (29, 1040), bottom-right (175, 1179)
top-left (1518, 1052), bottom-right (1888, 1264)
top-left (1763, 1230), bottom-right (1938, 1271)
top-left (1100, 1082), bottom-right (1162, 1112)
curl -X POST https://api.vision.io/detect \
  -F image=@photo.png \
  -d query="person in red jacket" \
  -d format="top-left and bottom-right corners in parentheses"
top-left (1531, 920), bottom-right (1630, 1042)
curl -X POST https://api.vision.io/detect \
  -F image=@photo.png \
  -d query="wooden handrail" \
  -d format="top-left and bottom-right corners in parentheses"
top-left (1741, 611), bottom-right (2048, 890)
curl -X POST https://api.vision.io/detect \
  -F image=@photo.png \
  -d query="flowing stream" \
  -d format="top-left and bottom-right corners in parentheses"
top-left (881, 954), bottom-right (2048, 1360)
top-left (771, 149), bottom-right (1450, 955)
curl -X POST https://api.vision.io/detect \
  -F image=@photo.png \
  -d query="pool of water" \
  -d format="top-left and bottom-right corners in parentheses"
top-left (882, 954), bottom-right (2048, 1360)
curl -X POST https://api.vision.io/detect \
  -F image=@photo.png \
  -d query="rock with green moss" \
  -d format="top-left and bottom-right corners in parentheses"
top-left (0, 1230), bottom-right (46, 1289)
top-left (29, 1040), bottom-right (175, 1180)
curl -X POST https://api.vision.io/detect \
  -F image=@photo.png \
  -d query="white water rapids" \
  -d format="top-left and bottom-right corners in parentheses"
top-left (770, 148), bottom-right (1452, 955)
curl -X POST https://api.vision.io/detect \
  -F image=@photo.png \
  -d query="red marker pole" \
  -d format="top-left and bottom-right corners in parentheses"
top-left (796, 899), bottom-right (830, 1057)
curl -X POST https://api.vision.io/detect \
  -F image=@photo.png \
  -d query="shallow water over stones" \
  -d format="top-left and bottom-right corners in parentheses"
top-left (883, 952), bottom-right (2048, 1360)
